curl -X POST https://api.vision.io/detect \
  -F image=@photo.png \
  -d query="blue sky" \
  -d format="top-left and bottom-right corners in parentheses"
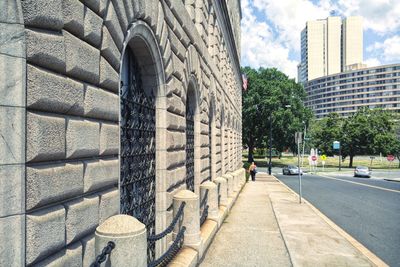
top-left (240, 0), bottom-right (400, 80)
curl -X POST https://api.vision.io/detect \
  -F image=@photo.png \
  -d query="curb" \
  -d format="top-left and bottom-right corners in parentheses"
top-left (271, 175), bottom-right (389, 267)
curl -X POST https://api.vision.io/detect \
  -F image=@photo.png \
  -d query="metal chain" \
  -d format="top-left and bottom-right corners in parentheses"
top-left (200, 205), bottom-right (209, 226)
top-left (148, 226), bottom-right (186, 267)
top-left (148, 202), bottom-right (186, 242)
top-left (91, 241), bottom-right (115, 267)
top-left (200, 189), bottom-right (209, 209)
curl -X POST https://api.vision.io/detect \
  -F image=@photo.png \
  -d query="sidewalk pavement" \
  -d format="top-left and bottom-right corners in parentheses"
top-left (199, 172), bottom-right (387, 267)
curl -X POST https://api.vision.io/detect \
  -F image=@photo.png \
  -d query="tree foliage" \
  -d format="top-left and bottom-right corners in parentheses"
top-left (309, 108), bottom-right (400, 167)
top-left (242, 67), bottom-right (312, 157)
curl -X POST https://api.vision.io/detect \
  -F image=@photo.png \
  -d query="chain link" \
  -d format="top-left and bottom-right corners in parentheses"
top-left (91, 241), bottom-right (115, 267)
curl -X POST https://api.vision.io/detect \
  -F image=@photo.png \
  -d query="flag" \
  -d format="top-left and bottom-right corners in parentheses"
top-left (242, 73), bottom-right (248, 91)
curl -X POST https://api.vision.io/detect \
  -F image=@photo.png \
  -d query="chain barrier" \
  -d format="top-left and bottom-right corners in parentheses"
top-left (217, 183), bottom-right (221, 206)
top-left (200, 189), bottom-right (209, 225)
top-left (91, 241), bottom-right (115, 267)
top-left (148, 202), bottom-right (186, 242)
top-left (148, 226), bottom-right (186, 267)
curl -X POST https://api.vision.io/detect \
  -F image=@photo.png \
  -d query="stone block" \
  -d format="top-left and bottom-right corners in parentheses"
top-left (26, 205), bottom-right (66, 265)
top-left (0, 165), bottom-right (25, 217)
top-left (168, 27), bottom-right (186, 62)
top-left (65, 196), bottom-right (99, 244)
top-left (167, 131), bottom-right (185, 150)
top-left (81, 234), bottom-right (95, 267)
top-left (83, 5), bottom-right (102, 48)
top-left (171, 52), bottom-right (185, 80)
top-left (21, 0), bottom-right (63, 30)
top-left (27, 65), bottom-right (84, 115)
top-left (100, 123), bottom-right (119, 155)
top-left (111, 0), bottom-right (128, 32)
top-left (0, 22), bottom-right (25, 58)
top-left (25, 29), bottom-right (65, 73)
top-left (166, 150), bottom-right (185, 169)
top-left (62, 0), bottom-right (84, 37)
top-left (64, 30), bottom-right (100, 84)
top-left (0, 54), bottom-right (25, 107)
top-left (122, 0), bottom-right (134, 22)
top-left (104, 2), bottom-right (123, 50)
top-left (166, 112), bottom-right (185, 131)
top-left (83, 158), bottom-right (119, 192)
top-left (0, 106), bottom-right (25, 164)
top-left (167, 93), bottom-right (185, 115)
top-left (101, 26), bottom-right (121, 71)
top-left (99, 56), bottom-right (119, 93)
top-left (0, 215), bottom-right (25, 267)
top-left (84, 85), bottom-right (119, 121)
top-left (66, 118), bottom-right (100, 158)
top-left (99, 188), bottom-right (119, 224)
top-left (34, 242), bottom-right (83, 267)
top-left (0, 0), bottom-right (24, 24)
top-left (26, 162), bottom-right (84, 210)
top-left (26, 112), bottom-right (65, 162)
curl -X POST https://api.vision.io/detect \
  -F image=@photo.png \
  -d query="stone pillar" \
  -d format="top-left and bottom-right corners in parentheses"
top-left (173, 190), bottom-right (201, 249)
top-left (200, 181), bottom-right (218, 220)
top-left (213, 177), bottom-right (228, 206)
top-left (95, 215), bottom-right (147, 267)
top-left (223, 174), bottom-right (234, 197)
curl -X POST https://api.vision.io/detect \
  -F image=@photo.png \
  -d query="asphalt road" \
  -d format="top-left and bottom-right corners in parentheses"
top-left (270, 169), bottom-right (400, 267)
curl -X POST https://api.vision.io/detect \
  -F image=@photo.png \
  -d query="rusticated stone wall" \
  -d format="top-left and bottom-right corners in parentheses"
top-left (0, 0), bottom-right (242, 266)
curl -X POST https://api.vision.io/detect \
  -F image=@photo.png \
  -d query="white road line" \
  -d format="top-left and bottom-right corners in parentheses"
top-left (316, 174), bottom-right (400, 194)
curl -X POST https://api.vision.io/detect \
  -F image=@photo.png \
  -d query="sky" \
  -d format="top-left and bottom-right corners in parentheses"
top-left (240, 0), bottom-right (400, 80)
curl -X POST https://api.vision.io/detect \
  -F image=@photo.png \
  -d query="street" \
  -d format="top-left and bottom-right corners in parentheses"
top-left (268, 168), bottom-right (400, 267)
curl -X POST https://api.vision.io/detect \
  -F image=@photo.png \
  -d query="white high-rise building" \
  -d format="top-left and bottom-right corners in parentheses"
top-left (298, 16), bottom-right (364, 83)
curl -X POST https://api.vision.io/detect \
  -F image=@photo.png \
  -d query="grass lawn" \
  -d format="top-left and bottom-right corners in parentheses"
top-left (243, 155), bottom-right (399, 170)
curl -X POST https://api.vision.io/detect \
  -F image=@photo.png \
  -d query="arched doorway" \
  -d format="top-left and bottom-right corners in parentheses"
top-left (119, 22), bottom-right (166, 263)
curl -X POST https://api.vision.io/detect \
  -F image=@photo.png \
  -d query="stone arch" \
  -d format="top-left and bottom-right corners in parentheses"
top-left (185, 74), bottom-right (201, 195)
top-left (119, 20), bottom-right (167, 261)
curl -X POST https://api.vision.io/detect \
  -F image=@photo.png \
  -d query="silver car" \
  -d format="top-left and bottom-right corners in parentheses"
top-left (282, 165), bottom-right (303, 175)
top-left (354, 166), bottom-right (371, 178)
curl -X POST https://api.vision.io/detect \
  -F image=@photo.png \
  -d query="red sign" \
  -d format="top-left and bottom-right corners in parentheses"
top-left (312, 155), bottom-right (317, 161)
top-left (387, 155), bottom-right (395, 161)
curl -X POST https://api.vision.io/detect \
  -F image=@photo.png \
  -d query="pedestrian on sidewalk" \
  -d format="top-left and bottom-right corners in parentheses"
top-left (248, 162), bottom-right (257, 181)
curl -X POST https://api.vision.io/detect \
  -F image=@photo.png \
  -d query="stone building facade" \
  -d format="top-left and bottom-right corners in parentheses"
top-left (0, 0), bottom-right (242, 265)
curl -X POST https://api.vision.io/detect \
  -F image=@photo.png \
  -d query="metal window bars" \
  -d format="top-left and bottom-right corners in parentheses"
top-left (147, 202), bottom-right (186, 267)
top-left (120, 50), bottom-right (156, 263)
top-left (186, 109), bottom-right (195, 191)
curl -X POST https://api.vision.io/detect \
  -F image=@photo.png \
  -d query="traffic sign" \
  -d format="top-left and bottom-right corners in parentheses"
top-left (321, 155), bottom-right (327, 161)
top-left (387, 155), bottom-right (395, 161)
top-left (333, 141), bottom-right (340, 150)
top-left (312, 155), bottom-right (317, 161)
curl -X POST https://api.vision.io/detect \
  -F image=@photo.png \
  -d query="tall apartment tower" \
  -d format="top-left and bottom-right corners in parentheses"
top-left (298, 16), bottom-right (363, 83)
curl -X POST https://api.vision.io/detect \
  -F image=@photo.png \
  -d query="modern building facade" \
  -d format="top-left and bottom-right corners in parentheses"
top-left (298, 16), bottom-right (363, 83)
top-left (0, 0), bottom-right (243, 266)
top-left (304, 64), bottom-right (400, 118)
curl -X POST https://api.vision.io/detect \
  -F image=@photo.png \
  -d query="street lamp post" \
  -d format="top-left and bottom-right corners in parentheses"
top-left (268, 113), bottom-right (272, 175)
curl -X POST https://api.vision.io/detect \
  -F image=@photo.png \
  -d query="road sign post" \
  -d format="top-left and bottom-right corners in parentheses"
top-left (295, 132), bottom-right (303, 204)
top-left (333, 141), bottom-right (341, 171)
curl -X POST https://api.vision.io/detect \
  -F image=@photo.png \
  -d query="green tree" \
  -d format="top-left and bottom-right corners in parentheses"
top-left (242, 67), bottom-right (312, 158)
top-left (341, 108), bottom-right (397, 167)
top-left (309, 113), bottom-right (342, 156)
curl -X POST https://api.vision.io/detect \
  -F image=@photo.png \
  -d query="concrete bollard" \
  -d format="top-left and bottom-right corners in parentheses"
top-left (213, 177), bottom-right (228, 206)
top-left (223, 174), bottom-right (234, 197)
top-left (173, 190), bottom-right (201, 249)
top-left (232, 171), bottom-right (240, 190)
top-left (95, 214), bottom-right (147, 267)
top-left (200, 181), bottom-right (219, 220)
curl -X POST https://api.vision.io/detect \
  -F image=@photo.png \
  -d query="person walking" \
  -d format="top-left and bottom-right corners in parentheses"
top-left (248, 162), bottom-right (257, 181)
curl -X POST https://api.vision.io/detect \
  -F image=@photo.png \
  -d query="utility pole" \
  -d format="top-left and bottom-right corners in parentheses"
top-left (301, 122), bottom-right (306, 168)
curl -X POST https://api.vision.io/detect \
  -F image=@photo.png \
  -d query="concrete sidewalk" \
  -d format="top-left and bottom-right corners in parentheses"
top-left (199, 173), bottom-right (385, 267)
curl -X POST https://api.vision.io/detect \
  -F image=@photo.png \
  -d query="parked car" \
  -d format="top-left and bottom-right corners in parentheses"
top-left (354, 166), bottom-right (371, 178)
top-left (282, 165), bottom-right (303, 175)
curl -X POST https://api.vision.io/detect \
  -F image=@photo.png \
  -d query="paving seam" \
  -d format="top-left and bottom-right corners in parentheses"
top-left (271, 175), bottom-right (389, 267)
top-left (267, 189), bottom-right (294, 267)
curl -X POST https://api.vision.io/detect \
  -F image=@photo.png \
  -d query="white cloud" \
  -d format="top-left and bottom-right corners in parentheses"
top-left (240, 0), bottom-right (300, 79)
top-left (336, 0), bottom-right (400, 35)
top-left (366, 35), bottom-right (400, 62)
top-left (364, 57), bottom-right (381, 67)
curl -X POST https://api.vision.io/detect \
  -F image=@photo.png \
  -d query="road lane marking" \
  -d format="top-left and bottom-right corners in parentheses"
top-left (315, 174), bottom-right (400, 194)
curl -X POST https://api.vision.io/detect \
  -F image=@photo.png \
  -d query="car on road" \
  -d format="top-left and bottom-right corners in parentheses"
top-left (282, 165), bottom-right (303, 175)
top-left (354, 166), bottom-right (371, 178)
